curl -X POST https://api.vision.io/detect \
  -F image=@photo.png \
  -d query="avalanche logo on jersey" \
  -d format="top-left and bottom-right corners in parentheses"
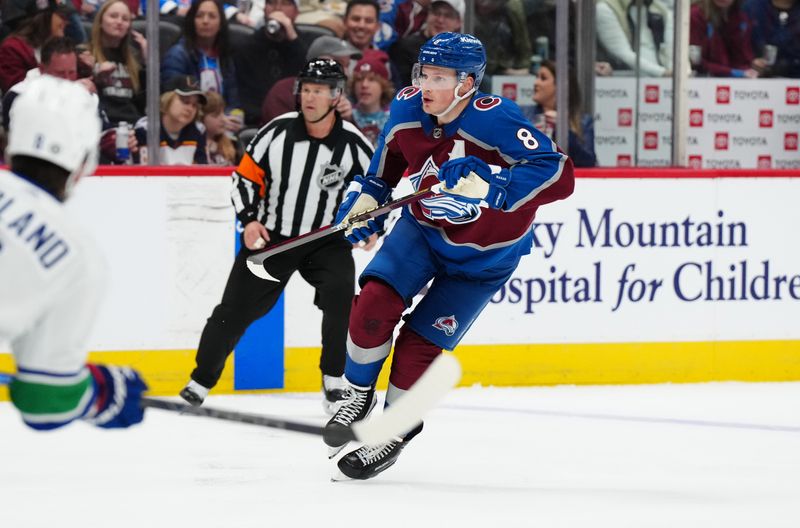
top-left (410, 156), bottom-right (482, 225)
top-left (432, 315), bottom-right (459, 337)
top-left (473, 96), bottom-right (502, 111)
top-left (396, 87), bottom-right (420, 101)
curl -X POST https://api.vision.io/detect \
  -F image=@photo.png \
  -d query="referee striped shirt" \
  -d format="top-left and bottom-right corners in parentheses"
top-left (232, 111), bottom-right (374, 238)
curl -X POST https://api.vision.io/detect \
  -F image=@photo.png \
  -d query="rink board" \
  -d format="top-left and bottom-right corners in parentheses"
top-left (2, 167), bottom-right (800, 398)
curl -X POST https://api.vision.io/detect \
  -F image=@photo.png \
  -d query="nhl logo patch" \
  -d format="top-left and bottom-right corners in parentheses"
top-left (432, 127), bottom-right (442, 139)
top-left (317, 162), bottom-right (345, 190)
top-left (433, 315), bottom-right (458, 336)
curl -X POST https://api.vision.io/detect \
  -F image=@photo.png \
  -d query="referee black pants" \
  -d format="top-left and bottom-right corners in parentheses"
top-left (190, 233), bottom-right (355, 389)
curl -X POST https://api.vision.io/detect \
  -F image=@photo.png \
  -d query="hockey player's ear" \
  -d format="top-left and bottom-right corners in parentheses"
top-left (458, 75), bottom-right (475, 96)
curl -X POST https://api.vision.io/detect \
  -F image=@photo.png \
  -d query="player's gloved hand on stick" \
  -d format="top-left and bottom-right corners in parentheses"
top-left (335, 175), bottom-right (391, 244)
top-left (437, 155), bottom-right (510, 209)
top-left (83, 364), bottom-right (147, 428)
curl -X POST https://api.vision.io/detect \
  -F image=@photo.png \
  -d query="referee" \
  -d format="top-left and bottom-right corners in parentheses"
top-left (181, 59), bottom-right (375, 413)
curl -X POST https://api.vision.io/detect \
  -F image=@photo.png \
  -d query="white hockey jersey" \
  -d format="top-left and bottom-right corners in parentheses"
top-left (0, 169), bottom-right (108, 374)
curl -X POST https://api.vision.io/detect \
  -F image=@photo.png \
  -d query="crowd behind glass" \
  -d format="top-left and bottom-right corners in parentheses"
top-left (0, 0), bottom-right (798, 167)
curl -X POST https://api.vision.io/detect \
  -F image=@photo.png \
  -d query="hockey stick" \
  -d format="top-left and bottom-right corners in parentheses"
top-left (0, 353), bottom-right (461, 444)
top-left (246, 184), bottom-right (442, 281)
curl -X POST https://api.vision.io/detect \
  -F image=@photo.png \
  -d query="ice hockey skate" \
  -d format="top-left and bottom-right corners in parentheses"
top-left (322, 375), bottom-right (348, 415)
top-left (332, 423), bottom-right (423, 481)
top-left (323, 381), bottom-right (377, 457)
top-left (179, 380), bottom-right (209, 407)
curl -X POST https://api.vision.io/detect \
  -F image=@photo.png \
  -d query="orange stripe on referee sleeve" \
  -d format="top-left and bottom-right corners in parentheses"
top-left (236, 152), bottom-right (267, 198)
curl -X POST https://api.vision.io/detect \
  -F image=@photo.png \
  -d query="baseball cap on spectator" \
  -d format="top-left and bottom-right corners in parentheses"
top-left (163, 75), bottom-right (208, 105)
top-left (353, 51), bottom-right (390, 81)
top-left (306, 35), bottom-right (363, 62)
top-left (432, 0), bottom-right (464, 20)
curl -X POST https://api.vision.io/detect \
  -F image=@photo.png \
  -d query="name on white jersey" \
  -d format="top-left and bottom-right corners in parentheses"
top-left (0, 190), bottom-right (70, 269)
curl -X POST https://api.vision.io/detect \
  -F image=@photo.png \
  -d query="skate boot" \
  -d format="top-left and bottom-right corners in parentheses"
top-left (323, 380), bottom-right (377, 457)
top-left (322, 374), bottom-right (348, 415)
top-left (179, 380), bottom-right (209, 407)
top-left (334, 423), bottom-right (423, 481)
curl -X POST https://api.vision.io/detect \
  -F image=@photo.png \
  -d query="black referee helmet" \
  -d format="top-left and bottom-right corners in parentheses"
top-left (294, 58), bottom-right (347, 96)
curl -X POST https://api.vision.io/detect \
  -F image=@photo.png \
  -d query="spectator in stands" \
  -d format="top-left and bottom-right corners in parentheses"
top-left (73, 0), bottom-right (101, 21)
top-left (349, 52), bottom-right (393, 147)
top-left (235, 0), bottom-right (265, 27)
top-left (473, 0), bottom-right (532, 77)
top-left (343, 0), bottom-right (381, 57)
top-left (162, 0), bottom-right (243, 134)
top-left (394, 0), bottom-right (430, 41)
top-left (690, 0), bottom-right (761, 78)
top-left (389, 0), bottom-right (463, 86)
top-left (261, 35), bottom-right (361, 124)
top-left (526, 59), bottom-right (596, 167)
top-left (279, 0), bottom-right (347, 36)
top-left (596, 0), bottom-right (674, 77)
top-left (0, 0), bottom-right (69, 92)
top-left (134, 75), bottom-right (209, 165)
top-left (90, 0), bottom-right (147, 127)
top-left (744, 0), bottom-right (800, 78)
top-left (233, 0), bottom-right (307, 125)
top-left (201, 90), bottom-right (241, 165)
top-left (2, 36), bottom-right (96, 129)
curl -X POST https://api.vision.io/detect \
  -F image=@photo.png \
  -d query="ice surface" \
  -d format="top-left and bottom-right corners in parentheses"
top-left (2, 382), bottom-right (799, 527)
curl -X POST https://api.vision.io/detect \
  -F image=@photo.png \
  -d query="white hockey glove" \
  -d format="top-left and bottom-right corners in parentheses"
top-left (437, 156), bottom-right (510, 209)
top-left (335, 175), bottom-right (391, 243)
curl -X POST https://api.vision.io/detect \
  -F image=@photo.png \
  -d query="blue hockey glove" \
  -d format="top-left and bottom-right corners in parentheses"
top-left (84, 364), bottom-right (147, 429)
top-left (437, 155), bottom-right (510, 209)
top-left (335, 175), bottom-right (392, 244)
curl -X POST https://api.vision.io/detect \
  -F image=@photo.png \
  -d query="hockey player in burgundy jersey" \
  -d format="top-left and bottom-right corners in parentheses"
top-left (324, 32), bottom-right (575, 480)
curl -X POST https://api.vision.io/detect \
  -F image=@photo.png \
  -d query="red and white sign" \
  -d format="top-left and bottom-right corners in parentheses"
top-left (786, 133), bottom-right (799, 151)
top-left (644, 131), bottom-right (658, 150)
top-left (787, 86), bottom-right (799, 105)
top-left (689, 109), bottom-right (704, 127)
top-left (715, 132), bottom-right (729, 150)
top-left (515, 76), bottom-right (800, 168)
top-left (716, 85), bottom-right (731, 104)
top-left (759, 109), bottom-right (774, 128)
top-left (618, 108), bottom-right (633, 127)
top-left (688, 155), bottom-right (703, 169)
top-left (617, 154), bottom-right (632, 166)
top-left (645, 85), bottom-right (659, 103)
top-left (758, 155), bottom-right (772, 169)
top-left (501, 83), bottom-right (517, 101)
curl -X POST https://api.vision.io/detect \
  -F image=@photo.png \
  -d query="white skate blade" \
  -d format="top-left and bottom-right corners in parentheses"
top-left (327, 443), bottom-right (349, 459)
top-left (330, 468), bottom-right (353, 482)
top-left (352, 353), bottom-right (461, 445)
top-left (246, 259), bottom-right (279, 282)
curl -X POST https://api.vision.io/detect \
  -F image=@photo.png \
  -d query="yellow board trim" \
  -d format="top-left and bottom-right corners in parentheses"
top-left (2, 340), bottom-right (800, 401)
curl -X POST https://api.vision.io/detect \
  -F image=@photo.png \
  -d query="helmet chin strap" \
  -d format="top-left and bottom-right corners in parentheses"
top-left (306, 104), bottom-right (336, 123)
top-left (433, 82), bottom-right (476, 118)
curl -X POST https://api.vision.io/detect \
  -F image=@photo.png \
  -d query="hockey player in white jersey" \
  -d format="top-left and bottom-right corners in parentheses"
top-left (0, 76), bottom-right (147, 430)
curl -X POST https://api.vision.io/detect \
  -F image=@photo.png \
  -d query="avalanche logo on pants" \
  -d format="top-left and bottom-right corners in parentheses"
top-left (433, 315), bottom-right (459, 337)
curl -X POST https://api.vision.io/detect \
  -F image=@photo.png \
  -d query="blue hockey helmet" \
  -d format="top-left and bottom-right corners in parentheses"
top-left (417, 32), bottom-right (487, 88)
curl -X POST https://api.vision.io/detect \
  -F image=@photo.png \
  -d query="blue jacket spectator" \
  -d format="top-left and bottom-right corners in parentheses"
top-left (161, 0), bottom-right (241, 110)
